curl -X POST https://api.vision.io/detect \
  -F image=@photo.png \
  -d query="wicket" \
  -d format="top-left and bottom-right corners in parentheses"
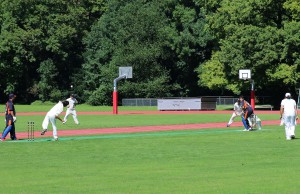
top-left (27, 121), bottom-right (35, 141)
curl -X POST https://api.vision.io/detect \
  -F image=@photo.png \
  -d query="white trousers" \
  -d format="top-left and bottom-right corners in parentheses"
top-left (42, 113), bottom-right (58, 139)
top-left (228, 112), bottom-right (239, 126)
top-left (283, 115), bottom-right (296, 140)
top-left (64, 109), bottom-right (79, 124)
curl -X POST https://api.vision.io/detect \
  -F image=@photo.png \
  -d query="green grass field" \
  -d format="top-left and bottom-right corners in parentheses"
top-left (14, 112), bottom-right (278, 132)
top-left (1, 105), bottom-right (297, 194)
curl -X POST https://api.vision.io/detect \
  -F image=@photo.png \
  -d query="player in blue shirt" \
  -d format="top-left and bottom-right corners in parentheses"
top-left (239, 96), bottom-right (254, 131)
top-left (1, 94), bottom-right (17, 141)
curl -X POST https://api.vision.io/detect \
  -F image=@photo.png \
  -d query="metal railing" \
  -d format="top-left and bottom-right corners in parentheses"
top-left (122, 96), bottom-right (272, 106)
top-left (122, 98), bottom-right (158, 106)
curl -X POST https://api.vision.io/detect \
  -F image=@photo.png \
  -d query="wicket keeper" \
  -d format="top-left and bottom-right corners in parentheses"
top-left (239, 96), bottom-right (254, 131)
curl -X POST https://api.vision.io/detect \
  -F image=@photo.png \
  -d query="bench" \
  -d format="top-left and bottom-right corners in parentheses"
top-left (255, 105), bottom-right (274, 111)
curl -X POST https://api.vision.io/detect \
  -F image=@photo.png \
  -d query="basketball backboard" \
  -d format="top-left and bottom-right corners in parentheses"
top-left (119, 67), bottom-right (132, 78)
top-left (239, 69), bottom-right (251, 80)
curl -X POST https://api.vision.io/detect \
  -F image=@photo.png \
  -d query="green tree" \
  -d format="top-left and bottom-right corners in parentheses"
top-left (266, 21), bottom-right (300, 91)
top-left (197, 0), bottom-right (300, 101)
top-left (196, 51), bottom-right (230, 94)
top-left (284, 0), bottom-right (300, 20)
top-left (83, 0), bottom-right (176, 105)
top-left (82, 0), bottom-right (216, 105)
top-left (0, 0), bottom-right (106, 102)
top-left (37, 59), bottom-right (58, 101)
top-left (163, 0), bottom-right (215, 96)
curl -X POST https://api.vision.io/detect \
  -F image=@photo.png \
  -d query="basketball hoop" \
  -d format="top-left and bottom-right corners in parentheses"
top-left (239, 69), bottom-right (251, 80)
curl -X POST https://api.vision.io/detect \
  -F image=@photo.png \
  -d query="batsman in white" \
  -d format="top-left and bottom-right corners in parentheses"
top-left (226, 99), bottom-right (243, 127)
top-left (63, 94), bottom-right (79, 125)
top-left (280, 93), bottom-right (298, 140)
top-left (41, 100), bottom-right (69, 141)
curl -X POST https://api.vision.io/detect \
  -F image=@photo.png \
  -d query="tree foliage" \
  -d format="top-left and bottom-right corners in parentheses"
top-left (0, 0), bottom-right (106, 102)
top-left (0, 0), bottom-right (300, 105)
top-left (82, 0), bottom-right (214, 104)
top-left (198, 0), bottom-right (300, 101)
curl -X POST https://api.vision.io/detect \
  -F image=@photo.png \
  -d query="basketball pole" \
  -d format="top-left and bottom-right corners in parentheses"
top-left (113, 67), bottom-right (132, 114)
top-left (113, 90), bottom-right (118, 114)
top-left (250, 79), bottom-right (255, 110)
top-left (239, 69), bottom-right (254, 110)
top-left (113, 75), bottom-right (126, 114)
top-left (113, 82), bottom-right (118, 115)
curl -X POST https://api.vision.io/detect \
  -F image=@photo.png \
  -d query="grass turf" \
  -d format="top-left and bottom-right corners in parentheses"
top-left (12, 113), bottom-right (279, 132)
top-left (0, 105), bottom-right (292, 193)
top-left (0, 126), bottom-right (299, 193)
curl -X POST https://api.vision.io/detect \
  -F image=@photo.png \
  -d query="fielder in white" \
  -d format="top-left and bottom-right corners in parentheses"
top-left (41, 101), bottom-right (69, 140)
top-left (280, 93), bottom-right (298, 140)
top-left (63, 94), bottom-right (79, 125)
top-left (227, 100), bottom-right (243, 127)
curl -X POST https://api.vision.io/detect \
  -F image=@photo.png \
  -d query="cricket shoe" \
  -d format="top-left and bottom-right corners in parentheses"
top-left (226, 124), bottom-right (230, 127)
top-left (291, 135), bottom-right (296, 139)
top-left (54, 137), bottom-right (58, 141)
top-left (41, 129), bottom-right (48, 135)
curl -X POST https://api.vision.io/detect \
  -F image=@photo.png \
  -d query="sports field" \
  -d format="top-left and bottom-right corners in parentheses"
top-left (0, 105), bottom-right (299, 193)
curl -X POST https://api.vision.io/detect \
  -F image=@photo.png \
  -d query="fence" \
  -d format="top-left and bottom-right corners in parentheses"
top-left (122, 98), bottom-right (158, 106)
top-left (216, 96), bottom-right (272, 105)
top-left (122, 96), bottom-right (272, 106)
top-left (216, 97), bottom-right (236, 105)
